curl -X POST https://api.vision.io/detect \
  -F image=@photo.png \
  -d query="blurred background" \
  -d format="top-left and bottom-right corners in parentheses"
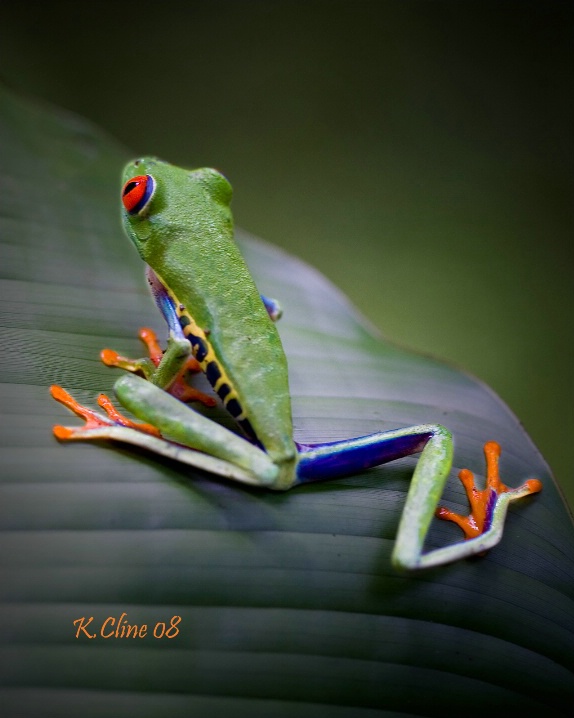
top-left (1, 0), bottom-right (572, 505)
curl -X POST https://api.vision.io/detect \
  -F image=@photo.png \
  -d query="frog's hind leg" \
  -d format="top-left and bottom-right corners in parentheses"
top-left (294, 426), bottom-right (540, 571)
top-left (51, 385), bottom-right (160, 440)
top-left (52, 375), bottom-right (279, 489)
top-left (435, 440), bottom-right (542, 545)
top-left (295, 424), bottom-right (452, 570)
top-left (295, 426), bottom-right (439, 483)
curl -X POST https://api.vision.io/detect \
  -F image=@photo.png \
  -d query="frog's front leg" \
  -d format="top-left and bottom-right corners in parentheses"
top-left (101, 266), bottom-right (216, 406)
top-left (101, 326), bottom-right (216, 406)
top-left (260, 294), bottom-right (282, 321)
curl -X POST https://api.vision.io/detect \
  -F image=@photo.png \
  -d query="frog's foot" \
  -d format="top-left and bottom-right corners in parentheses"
top-left (100, 327), bottom-right (216, 407)
top-left (50, 385), bottom-right (160, 440)
top-left (435, 441), bottom-right (542, 540)
top-left (167, 359), bottom-right (217, 406)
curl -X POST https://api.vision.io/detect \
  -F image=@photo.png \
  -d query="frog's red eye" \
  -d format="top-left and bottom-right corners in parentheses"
top-left (122, 174), bottom-right (156, 215)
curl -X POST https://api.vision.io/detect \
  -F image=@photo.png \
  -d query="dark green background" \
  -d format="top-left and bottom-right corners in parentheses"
top-left (1, 0), bottom-right (572, 505)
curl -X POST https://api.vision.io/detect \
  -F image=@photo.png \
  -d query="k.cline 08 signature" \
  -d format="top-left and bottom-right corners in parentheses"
top-left (73, 612), bottom-right (181, 639)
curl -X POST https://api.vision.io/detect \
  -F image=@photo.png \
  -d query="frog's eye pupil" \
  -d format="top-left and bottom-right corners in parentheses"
top-left (122, 174), bottom-right (156, 215)
top-left (123, 181), bottom-right (138, 195)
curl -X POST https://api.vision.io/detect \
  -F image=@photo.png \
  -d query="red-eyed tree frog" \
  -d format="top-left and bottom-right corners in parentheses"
top-left (51, 158), bottom-right (542, 571)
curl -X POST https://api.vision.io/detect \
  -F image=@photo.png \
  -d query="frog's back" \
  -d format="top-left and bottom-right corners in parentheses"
top-left (123, 158), bottom-right (296, 468)
top-left (166, 239), bottom-right (296, 468)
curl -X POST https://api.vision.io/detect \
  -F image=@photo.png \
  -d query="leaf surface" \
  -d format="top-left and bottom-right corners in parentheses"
top-left (0, 88), bottom-right (573, 718)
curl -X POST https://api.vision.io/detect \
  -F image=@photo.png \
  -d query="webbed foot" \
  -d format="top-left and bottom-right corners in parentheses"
top-left (51, 385), bottom-right (160, 440)
top-left (435, 441), bottom-right (542, 540)
top-left (100, 327), bottom-right (216, 407)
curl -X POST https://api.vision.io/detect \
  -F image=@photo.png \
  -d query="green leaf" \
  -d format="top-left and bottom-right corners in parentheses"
top-left (1, 87), bottom-right (573, 717)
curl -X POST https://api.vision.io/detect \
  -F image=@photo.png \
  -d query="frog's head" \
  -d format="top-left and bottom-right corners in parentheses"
top-left (120, 157), bottom-right (234, 266)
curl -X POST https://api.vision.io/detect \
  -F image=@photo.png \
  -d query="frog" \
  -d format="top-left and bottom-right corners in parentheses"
top-left (51, 157), bottom-right (542, 570)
